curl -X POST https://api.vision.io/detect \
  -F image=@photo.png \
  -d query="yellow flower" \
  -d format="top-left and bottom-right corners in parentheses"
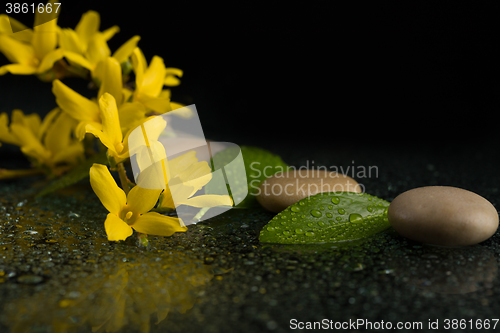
top-left (131, 47), bottom-right (185, 115)
top-left (52, 58), bottom-right (145, 140)
top-left (0, 1), bottom-right (63, 77)
top-left (85, 93), bottom-right (130, 163)
top-left (128, 116), bottom-right (232, 213)
top-left (0, 108), bottom-right (84, 175)
top-left (0, 14), bottom-right (33, 42)
top-left (89, 163), bottom-right (187, 241)
top-left (57, 10), bottom-right (140, 81)
top-left (158, 151), bottom-right (234, 210)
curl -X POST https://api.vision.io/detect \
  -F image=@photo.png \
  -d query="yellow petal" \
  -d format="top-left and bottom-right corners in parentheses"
top-left (122, 88), bottom-right (133, 103)
top-left (44, 112), bottom-right (75, 154)
top-left (166, 183), bottom-right (195, 206)
top-left (170, 102), bottom-right (194, 119)
top-left (89, 163), bottom-right (127, 214)
top-left (0, 15), bottom-right (33, 42)
top-left (11, 123), bottom-right (49, 163)
top-left (99, 93), bottom-right (123, 151)
top-left (117, 102), bottom-right (145, 134)
top-left (164, 68), bottom-right (183, 86)
top-left (11, 109), bottom-right (41, 135)
top-left (38, 107), bottom-right (60, 140)
top-left (52, 142), bottom-right (84, 165)
top-left (101, 25), bottom-right (119, 41)
top-left (112, 35), bottom-right (140, 64)
top-left (135, 159), bottom-right (168, 190)
top-left (85, 121), bottom-right (115, 154)
top-left (132, 212), bottom-right (187, 236)
top-left (52, 79), bottom-right (100, 122)
top-left (10, 122), bottom-right (41, 148)
top-left (0, 64), bottom-right (36, 75)
top-left (0, 113), bottom-right (20, 145)
top-left (135, 141), bottom-right (167, 172)
top-left (0, 34), bottom-right (36, 65)
top-left (37, 48), bottom-right (64, 74)
top-left (11, 109), bottom-right (25, 124)
top-left (177, 161), bottom-right (212, 183)
top-left (104, 213), bottom-right (133, 241)
top-left (127, 115), bottom-right (166, 156)
top-left (168, 151), bottom-right (198, 178)
top-left (141, 56), bottom-right (166, 97)
top-left (20, 145), bottom-right (51, 165)
top-left (126, 186), bottom-right (162, 215)
top-left (182, 194), bottom-right (233, 208)
top-left (131, 47), bottom-right (146, 85)
top-left (141, 115), bottom-right (167, 141)
top-left (86, 34), bottom-right (110, 67)
top-left (137, 93), bottom-right (171, 114)
top-left (75, 121), bottom-right (94, 141)
top-left (159, 185), bottom-right (175, 209)
top-left (32, 18), bottom-right (58, 61)
top-left (59, 28), bottom-right (85, 54)
top-left (62, 50), bottom-right (92, 70)
top-left (98, 57), bottom-right (123, 105)
top-left (75, 11), bottom-right (100, 48)
top-left (21, 112), bottom-right (41, 137)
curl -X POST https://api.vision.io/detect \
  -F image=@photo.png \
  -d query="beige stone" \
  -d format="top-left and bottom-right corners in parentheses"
top-left (388, 186), bottom-right (499, 246)
top-left (256, 169), bottom-right (362, 213)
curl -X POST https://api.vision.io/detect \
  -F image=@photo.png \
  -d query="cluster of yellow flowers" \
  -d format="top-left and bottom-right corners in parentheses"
top-left (0, 1), bottom-right (232, 243)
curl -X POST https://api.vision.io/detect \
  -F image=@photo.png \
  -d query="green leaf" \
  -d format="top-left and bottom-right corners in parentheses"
top-left (205, 146), bottom-right (289, 207)
top-left (259, 191), bottom-right (390, 244)
top-left (36, 152), bottom-right (108, 198)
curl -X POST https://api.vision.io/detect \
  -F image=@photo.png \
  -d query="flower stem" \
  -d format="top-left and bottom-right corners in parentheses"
top-left (137, 232), bottom-right (149, 248)
top-left (0, 168), bottom-right (44, 179)
top-left (116, 161), bottom-right (130, 195)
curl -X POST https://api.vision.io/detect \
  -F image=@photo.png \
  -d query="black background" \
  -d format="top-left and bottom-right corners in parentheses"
top-left (1, 1), bottom-right (500, 154)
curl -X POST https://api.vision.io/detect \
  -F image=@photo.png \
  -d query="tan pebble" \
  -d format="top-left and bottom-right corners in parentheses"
top-left (256, 169), bottom-right (362, 213)
top-left (388, 186), bottom-right (499, 246)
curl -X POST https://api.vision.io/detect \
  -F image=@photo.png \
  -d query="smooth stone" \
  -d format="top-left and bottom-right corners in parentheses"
top-left (256, 169), bottom-right (362, 213)
top-left (388, 186), bottom-right (499, 246)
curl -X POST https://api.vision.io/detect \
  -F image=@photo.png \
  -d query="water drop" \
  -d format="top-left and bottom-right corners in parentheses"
top-left (17, 275), bottom-right (43, 284)
top-left (331, 197), bottom-right (340, 204)
top-left (310, 210), bottom-right (322, 218)
top-left (291, 206), bottom-right (301, 212)
top-left (338, 208), bottom-right (345, 215)
top-left (305, 231), bottom-right (315, 237)
top-left (318, 221), bottom-right (330, 228)
top-left (267, 226), bottom-right (275, 232)
top-left (367, 206), bottom-right (374, 212)
top-left (349, 213), bottom-right (363, 223)
top-left (283, 230), bottom-right (291, 236)
top-left (336, 216), bottom-right (342, 221)
top-left (295, 228), bottom-right (304, 234)
top-left (326, 212), bottom-right (333, 218)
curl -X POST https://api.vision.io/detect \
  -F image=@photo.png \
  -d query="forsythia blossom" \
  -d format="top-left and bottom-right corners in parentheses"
top-left (0, 1), bottom-right (204, 245)
top-left (0, 109), bottom-right (84, 175)
top-left (89, 163), bottom-right (187, 241)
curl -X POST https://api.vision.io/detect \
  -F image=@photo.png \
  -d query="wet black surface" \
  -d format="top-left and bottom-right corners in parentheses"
top-left (1, 2), bottom-right (500, 331)
top-left (0, 141), bottom-right (499, 332)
